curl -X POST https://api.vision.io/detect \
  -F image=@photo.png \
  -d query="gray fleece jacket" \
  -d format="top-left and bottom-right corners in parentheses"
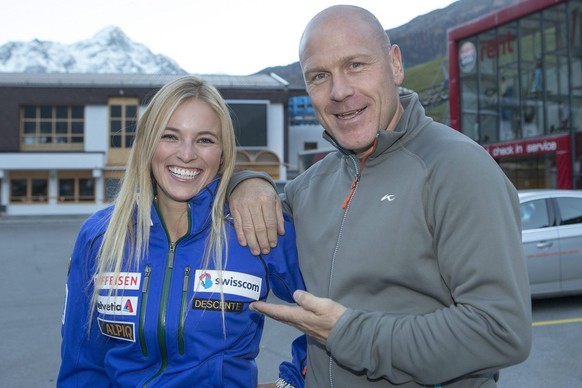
top-left (233, 93), bottom-right (532, 387)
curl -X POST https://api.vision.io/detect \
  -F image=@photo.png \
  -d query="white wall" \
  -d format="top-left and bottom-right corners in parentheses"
top-left (4, 202), bottom-right (104, 216)
top-left (0, 153), bottom-right (105, 170)
top-left (288, 124), bottom-right (328, 170)
top-left (267, 102), bottom-right (286, 181)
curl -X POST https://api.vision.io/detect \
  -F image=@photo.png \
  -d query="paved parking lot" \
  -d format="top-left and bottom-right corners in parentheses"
top-left (1, 215), bottom-right (581, 387)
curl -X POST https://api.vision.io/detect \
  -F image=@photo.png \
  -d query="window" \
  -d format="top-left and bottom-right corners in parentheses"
top-left (458, 38), bottom-right (479, 142)
top-left (104, 171), bottom-right (124, 202)
top-left (58, 171), bottom-right (95, 203)
top-left (10, 172), bottom-right (49, 203)
top-left (109, 98), bottom-right (138, 148)
top-left (476, 28), bottom-right (501, 143)
top-left (498, 22), bottom-right (519, 141)
top-left (542, 3), bottom-right (570, 135)
top-left (304, 142), bottom-right (317, 151)
top-left (456, 2), bottom-right (582, 147)
top-left (20, 105), bottom-right (84, 150)
top-left (556, 197), bottom-right (582, 225)
top-left (228, 101), bottom-right (268, 147)
top-left (104, 178), bottom-right (121, 202)
top-left (521, 199), bottom-right (550, 230)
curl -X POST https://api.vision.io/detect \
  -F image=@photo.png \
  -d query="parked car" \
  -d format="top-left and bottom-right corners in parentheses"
top-left (519, 189), bottom-right (582, 298)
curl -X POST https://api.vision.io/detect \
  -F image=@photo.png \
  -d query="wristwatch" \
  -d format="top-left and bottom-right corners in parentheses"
top-left (275, 377), bottom-right (295, 388)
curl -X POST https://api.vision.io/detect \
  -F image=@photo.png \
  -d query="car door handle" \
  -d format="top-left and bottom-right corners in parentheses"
top-left (536, 241), bottom-right (553, 249)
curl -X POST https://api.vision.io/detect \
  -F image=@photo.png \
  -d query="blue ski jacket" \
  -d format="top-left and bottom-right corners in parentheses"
top-left (58, 180), bottom-right (305, 387)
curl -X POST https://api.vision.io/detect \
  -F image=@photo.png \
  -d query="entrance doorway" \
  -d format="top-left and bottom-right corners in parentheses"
top-left (499, 155), bottom-right (556, 189)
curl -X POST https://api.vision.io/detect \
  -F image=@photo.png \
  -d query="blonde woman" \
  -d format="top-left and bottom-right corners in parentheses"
top-left (58, 76), bottom-right (305, 387)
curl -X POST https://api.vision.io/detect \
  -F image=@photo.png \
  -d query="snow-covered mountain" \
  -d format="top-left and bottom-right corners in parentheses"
top-left (0, 26), bottom-right (187, 74)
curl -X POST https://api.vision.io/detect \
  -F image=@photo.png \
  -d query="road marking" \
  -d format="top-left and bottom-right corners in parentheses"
top-left (532, 317), bottom-right (582, 327)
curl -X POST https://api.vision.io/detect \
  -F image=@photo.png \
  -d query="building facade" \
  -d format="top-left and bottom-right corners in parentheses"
top-left (448, 0), bottom-right (582, 189)
top-left (0, 73), bottom-right (301, 216)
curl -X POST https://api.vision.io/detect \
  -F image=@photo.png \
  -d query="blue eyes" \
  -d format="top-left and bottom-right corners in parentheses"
top-left (309, 62), bottom-right (365, 84)
top-left (160, 134), bottom-right (215, 144)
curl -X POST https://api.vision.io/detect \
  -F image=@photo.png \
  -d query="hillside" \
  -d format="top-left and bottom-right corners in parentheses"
top-left (260, 0), bottom-right (519, 89)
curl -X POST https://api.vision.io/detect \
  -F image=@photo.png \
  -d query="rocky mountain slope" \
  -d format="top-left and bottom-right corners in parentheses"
top-left (0, 26), bottom-right (186, 74)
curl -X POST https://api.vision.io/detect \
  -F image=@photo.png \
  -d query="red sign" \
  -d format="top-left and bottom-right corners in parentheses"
top-left (482, 134), bottom-right (571, 189)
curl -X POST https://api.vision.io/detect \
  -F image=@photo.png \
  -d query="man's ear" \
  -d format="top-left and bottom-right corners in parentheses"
top-left (390, 44), bottom-right (404, 85)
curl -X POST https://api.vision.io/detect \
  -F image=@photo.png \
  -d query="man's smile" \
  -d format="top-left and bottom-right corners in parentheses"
top-left (335, 107), bottom-right (366, 120)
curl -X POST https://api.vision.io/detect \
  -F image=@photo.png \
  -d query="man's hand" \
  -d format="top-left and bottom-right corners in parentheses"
top-left (230, 178), bottom-right (285, 255)
top-left (251, 290), bottom-right (347, 344)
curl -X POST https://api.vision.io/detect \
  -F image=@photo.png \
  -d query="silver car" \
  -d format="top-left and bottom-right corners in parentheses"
top-left (519, 189), bottom-right (582, 298)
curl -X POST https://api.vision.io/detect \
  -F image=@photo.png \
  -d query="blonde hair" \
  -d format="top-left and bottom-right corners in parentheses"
top-left (89, 76), bottom-right (236, 322)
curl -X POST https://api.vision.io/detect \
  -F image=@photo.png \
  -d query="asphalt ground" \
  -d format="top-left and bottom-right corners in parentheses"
top-left (1, 215), bottom-right (581, 387)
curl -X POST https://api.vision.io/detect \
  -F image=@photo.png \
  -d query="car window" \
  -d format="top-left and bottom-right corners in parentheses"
top-left (555, 197), bottom-right (582, 225)
top-left (521, 199), bottom-right (550, 230)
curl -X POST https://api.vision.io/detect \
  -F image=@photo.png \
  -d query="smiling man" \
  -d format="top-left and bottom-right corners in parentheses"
top-left (299, 7), bottom-right (404, 159)
top-left (229, 5), bottom-right (532, 387)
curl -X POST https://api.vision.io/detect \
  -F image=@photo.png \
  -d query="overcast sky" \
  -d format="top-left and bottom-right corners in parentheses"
top-left (1, 0), bottom-right (459, 75)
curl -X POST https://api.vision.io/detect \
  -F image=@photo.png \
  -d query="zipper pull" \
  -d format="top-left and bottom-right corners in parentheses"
top-left (342, 176), bottom-right (360, 209)
top-left (341, 136), bottom-right (379, 209)
top-left (142, 265), bottom-right (151, 292)
top-left (183, 266), bottom-right (191, 292)
top-left (168, 243), bottom-right (176, 269)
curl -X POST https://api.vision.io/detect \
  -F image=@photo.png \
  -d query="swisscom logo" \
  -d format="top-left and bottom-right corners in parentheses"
top-left (198, 272), bottom-right (213, 289)
top-left (193, 270), bottom-right (262, 300)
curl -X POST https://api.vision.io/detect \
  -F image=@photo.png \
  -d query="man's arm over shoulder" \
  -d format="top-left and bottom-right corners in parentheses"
top-left (228, 171), bottom-right (285, 255)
